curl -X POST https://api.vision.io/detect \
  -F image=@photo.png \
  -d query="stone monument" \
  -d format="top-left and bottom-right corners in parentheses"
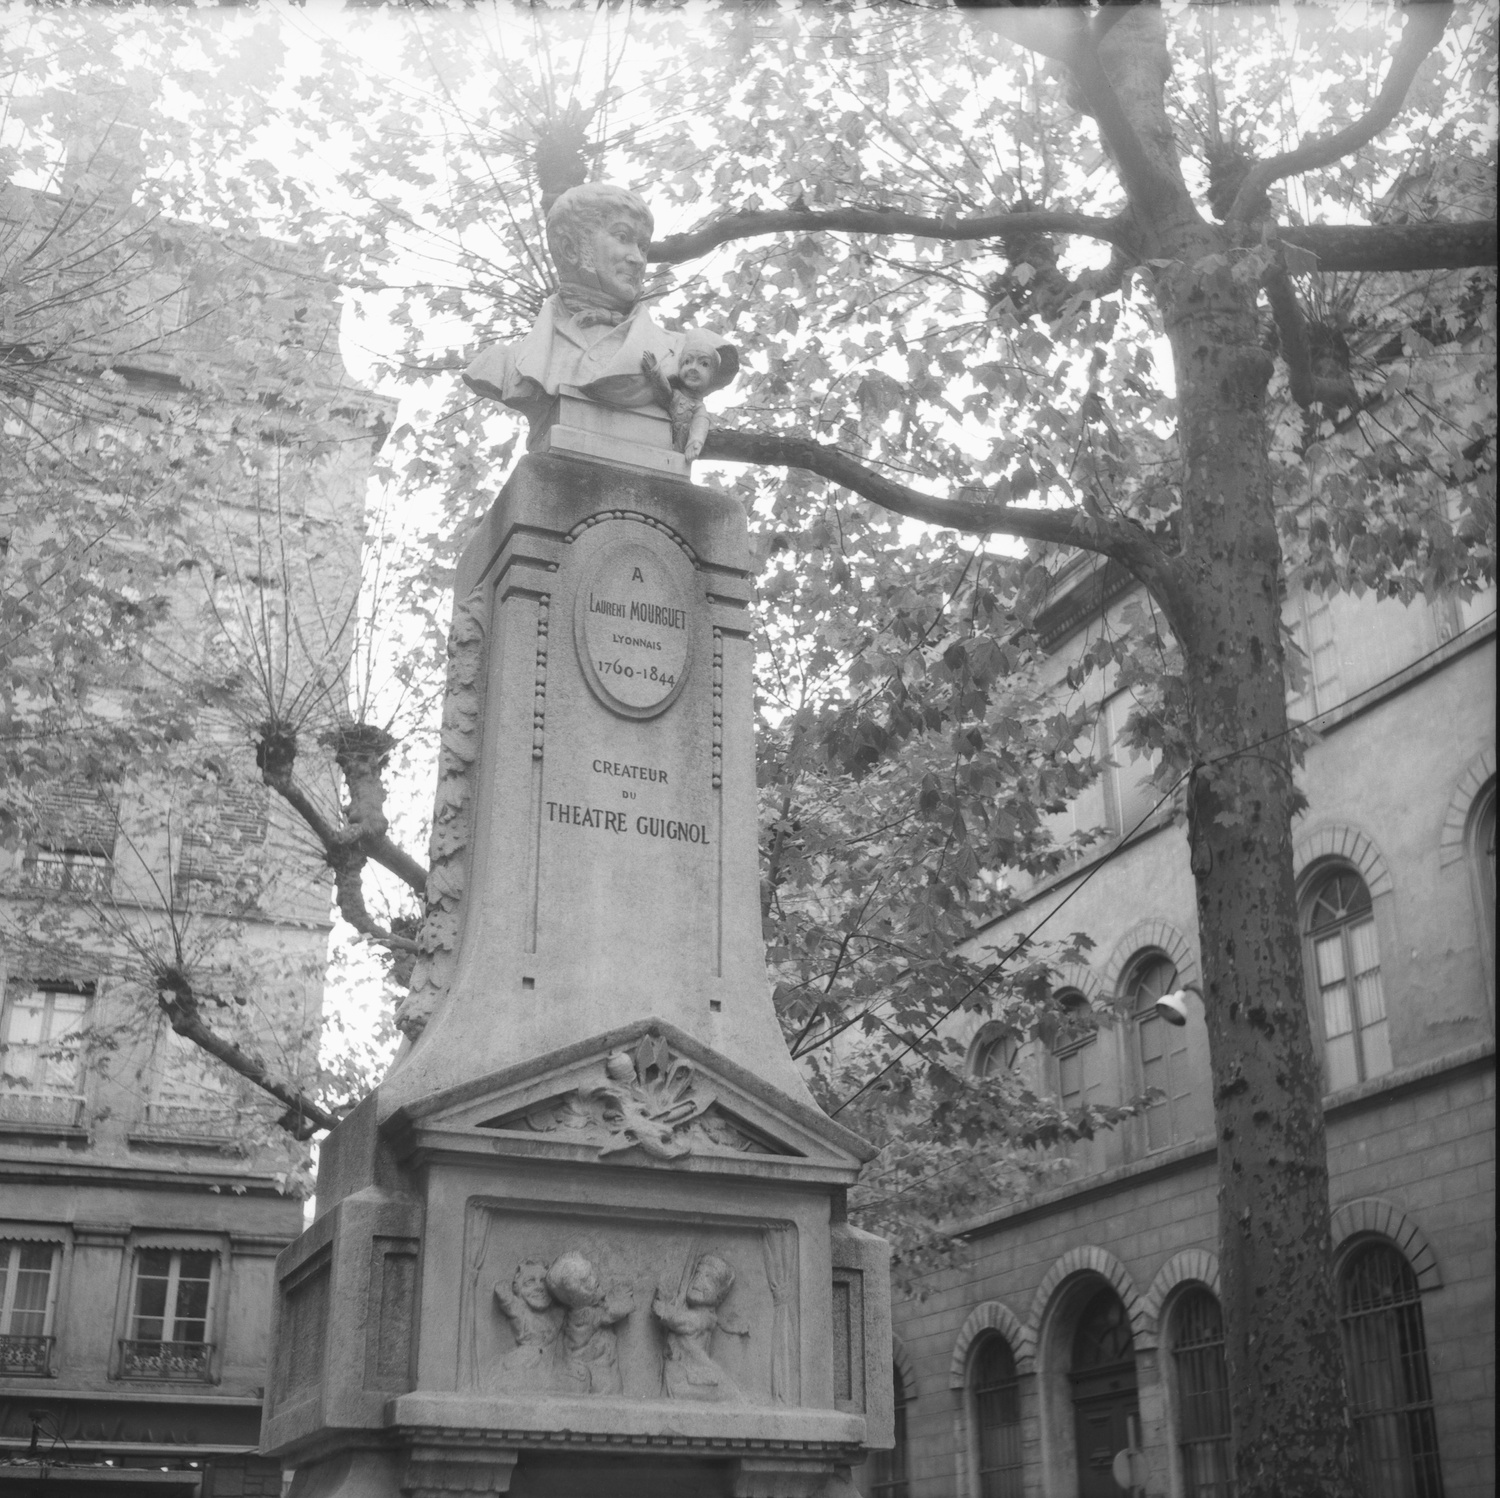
top-left (260, 184), bottom-right (892, 1498)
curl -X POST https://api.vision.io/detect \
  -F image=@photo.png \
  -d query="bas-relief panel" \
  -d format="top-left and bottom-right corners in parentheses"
top-left (458, 1200), bottom-right (799, 1408)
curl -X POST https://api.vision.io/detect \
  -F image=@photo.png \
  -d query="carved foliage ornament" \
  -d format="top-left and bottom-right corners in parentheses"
top-left (492, 1034), bottom-right (772, 1160)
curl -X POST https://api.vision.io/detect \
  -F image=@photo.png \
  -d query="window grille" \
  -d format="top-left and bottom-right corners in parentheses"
top-left (868, 1362), bottom-right (910, 1498)
top-left (29, 845), bottom-right (114, 895)
top-left (973, 1335), bottom-right (1023, 1498)
top-left (1170, 1288), bottom-right (1233, 1498)
top-left (1339, 1243), bottom-right (1444, 1498)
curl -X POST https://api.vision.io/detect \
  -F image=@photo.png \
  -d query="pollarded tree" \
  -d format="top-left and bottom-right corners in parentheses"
top-left (1, 34), bottom-right (399, 1145)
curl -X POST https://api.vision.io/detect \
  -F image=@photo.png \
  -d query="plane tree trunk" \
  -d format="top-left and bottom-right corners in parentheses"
top-left (1156, 242), bottom-right (1357, 1494)
top-left (1092, 12), bottom-right (1358, 1490)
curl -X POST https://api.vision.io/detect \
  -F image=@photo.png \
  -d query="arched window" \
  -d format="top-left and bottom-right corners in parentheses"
top-left (1169, 1289), bottom-right (1232, 1498)
top-left (972, 1334), bottom-right (1023, 1498)
top-left (971, 1025), bottom-right (1018, 1078)
top-left (1051, 989), bottom-right (1096, 1112)
top-left (1339, 1241), bottom-right (1444, 1498)
top-left (1127, 953), bottom-right (1194, 1150)
top-left (868, 1360), bottom-right (910, 1497)
top-left (1470, 780), bottom-right (1495, 996)
top-left (1306, 868), bottom-right (1390, 1091)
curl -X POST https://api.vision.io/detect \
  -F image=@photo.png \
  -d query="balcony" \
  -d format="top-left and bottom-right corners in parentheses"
top-left (0, 1334), bottom-right (53, 1376)
top-left (118, 1339), bottom-right (213, 1381)
top-left (0, 1092), bottom-right (85, 1129)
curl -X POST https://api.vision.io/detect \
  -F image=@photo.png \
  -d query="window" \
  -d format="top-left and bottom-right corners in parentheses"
top-left (1052, 990), bottom-right (1097, 1109)
top-left (1287, 587), bottom-right (1342, 714)
top-left (1103, 691), bottom-right (1161, 836)
top-left (0, 985), bottom-right (89, 1124)
top-left (972, 1335), bottom-right (1023, 1498)
top-left (0, 1240), bottom-right (60, 1375)
top-left (1306, 869), bottom-right (1390, 1091)
top-left (1339, 1242), bottom-right (1444, 1498)
top-left (148, 1023), bottom-right (236, 1131)
top-left (1129, 954), bottom-right (1199, 1150)
top-left (121, 1248), bottom-right (216, 1381)
top-left (1052, 989), bottom-right (1107, 1171)
top-left (868, 1362), bottom-right (911, 1498)
top-left (1470, 780), bottom-right (1495, 994)
top-left (971, 1025), bottom-right (1018, 1078)
top-left (1170, 1289), bottom-right (1233, 1498)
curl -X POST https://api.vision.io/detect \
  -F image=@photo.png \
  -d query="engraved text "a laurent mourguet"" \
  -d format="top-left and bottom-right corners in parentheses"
top-left (588, 593), bottom-right (686, 631)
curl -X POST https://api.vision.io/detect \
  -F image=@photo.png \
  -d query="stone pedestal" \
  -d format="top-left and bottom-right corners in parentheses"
top-left (263, 418), bottom-right (891, 1497)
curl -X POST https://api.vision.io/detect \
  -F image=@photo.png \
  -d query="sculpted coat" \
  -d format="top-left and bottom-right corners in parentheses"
top-left (463, 296), bottom-right (684, 443)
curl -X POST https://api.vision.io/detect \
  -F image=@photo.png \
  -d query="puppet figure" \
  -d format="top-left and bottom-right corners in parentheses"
top-left (641, 329), bottom-right (739, 462)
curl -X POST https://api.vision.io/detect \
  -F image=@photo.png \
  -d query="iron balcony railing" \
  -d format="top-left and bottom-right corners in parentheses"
top-left (0, 1334), bottom-right (53, 1376)
top-left (118, 1339), bottom-right (213, 1381)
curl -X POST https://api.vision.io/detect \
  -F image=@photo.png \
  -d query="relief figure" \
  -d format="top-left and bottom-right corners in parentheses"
top-left (547, 1250), bottom-right (634, 1395)
top-left (652, 1252), bottom-right (750, 1403)
top-left (483, 1258), bottom-right (563, 1394)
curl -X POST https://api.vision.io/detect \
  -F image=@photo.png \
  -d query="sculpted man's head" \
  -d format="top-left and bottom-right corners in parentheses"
top-left (546, 183), bottom-right (653, 310)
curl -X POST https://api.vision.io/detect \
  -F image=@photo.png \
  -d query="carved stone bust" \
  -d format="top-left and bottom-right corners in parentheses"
top-left (463, 183), bottom-right (684, 443)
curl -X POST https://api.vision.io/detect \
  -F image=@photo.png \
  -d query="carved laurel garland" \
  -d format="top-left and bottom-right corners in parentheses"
top-left (399, 586), bottom-right (487, 1041)
top-left (532, 593), bottom-right (550, 759)
top-left (565, 507), bottom-right (700, 564)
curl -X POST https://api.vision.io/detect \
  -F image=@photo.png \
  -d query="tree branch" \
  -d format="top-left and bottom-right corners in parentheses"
top-left (157, 970), bottom-right (336, 1138)
top-left (366, 834), bottom-right (430, 896)
top-left (699, 427), bottom-right (1164, 576)
top-left (649, 207), bottom-right (1129, 265)
top-left (1227, 2), bottom-right (1455, 224)
top-left (1064, 12), bottom-right (1182, 219)
top-left (1279, 219), bottom-right (1497, 272)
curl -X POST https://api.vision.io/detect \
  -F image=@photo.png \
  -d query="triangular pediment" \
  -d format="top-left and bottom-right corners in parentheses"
top-left (382, 1019), bottom-right (874, 1177)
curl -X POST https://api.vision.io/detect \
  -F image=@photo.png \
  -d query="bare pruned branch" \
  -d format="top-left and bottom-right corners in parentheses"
top-left (257, 722), bottom-right (428, 965)
top-left (1227, 2), bottom-right (1455, 225)
top-left (649, 207), bottom-right (1130, 265)
top-left (156, 969), bottom-right (335, 1138)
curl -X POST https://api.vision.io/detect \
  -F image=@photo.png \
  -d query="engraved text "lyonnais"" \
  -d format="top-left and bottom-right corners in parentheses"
top-left (588, 593), bottom-right (687, 631)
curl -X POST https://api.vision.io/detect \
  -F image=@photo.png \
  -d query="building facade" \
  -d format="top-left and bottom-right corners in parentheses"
top-left (879, 559), bottom-right (1495, 1498)
top-left (0, 169), bottom-right (390, 1495)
